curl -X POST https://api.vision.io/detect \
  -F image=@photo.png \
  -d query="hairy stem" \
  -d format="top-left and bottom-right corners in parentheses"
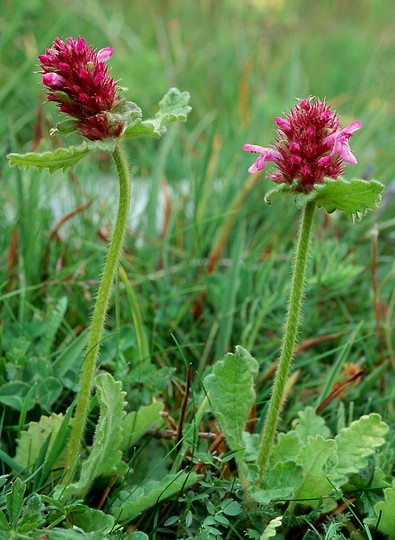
top-left (256, 201), bottom-right (316, 482)
top-left (64, 141), bottom-right (131, 481)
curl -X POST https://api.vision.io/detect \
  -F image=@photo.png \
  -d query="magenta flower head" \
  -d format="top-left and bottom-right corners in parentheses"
top-left (39, 37), bottom-right (124, 140)
top-left (243, 97), bottom-right (362, 192)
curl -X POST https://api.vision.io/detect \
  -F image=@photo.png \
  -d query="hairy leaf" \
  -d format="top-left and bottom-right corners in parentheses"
top-left (251, 461), bottom-right (304, 504)
top-left (204, 346), bottom-right (258, 461)
top-left (293, 407), bottom-right (331, 442)
top-left (112, 472), bottom-right (201, 522)
top-left (7, 140), bottom-right (116, 173)
top-left (295, 178), bottom-right (384, 220)
top-left (268, 431), bottom-right (301, 466)
top-left (64, 373), bottom-right (127, 499)
top-left (122, 401), bottom-right (164, 451)
top-left (6, 478), bottom-right (25, 528)
top-left (14, 413), bottom-right (66, 476)
top-left (334, 413), bottom-right (388, 484)
top-left (294, 435), bottom-right (337, 509)
top-left (260, 516), bottom-right (283, 539)
top-left (371, 479), bottom-right (395, 536)
top-left (123, 88), bottom-right (191, 138)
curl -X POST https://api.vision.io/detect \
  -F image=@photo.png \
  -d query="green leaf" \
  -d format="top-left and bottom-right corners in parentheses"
top-left (112, 471), bottom-right (201, 522)
top-left (204, 346), bottom-right (258, 462)
top-left (260, 516), bottom-right (283, 540)
top-left (251, 461), bottom-right (304, 504)
top-left (293, 407), bottom-right (331, 443)
top-left (268, 431), bottom-right (301, 466)
top-left (6, 477), bottom-right (25, 528)
top-left (334, 413), bottom-right (388, 485)
top-left (264, 181), bottom-right (297, 205)
top-left (0, 382), bottom-right (35, 411)
top-left (0, 509), bottom-right (10, 532)
top-left (294, 435), bottom-right (338, 509)
top-left (7, 140), bottom-right (116, 173)
top-left (122, 401), bottom-right (164, 451)
top-left (370, 479), bottom-right (395, 537)
top-left (37, 297), bottom-right (68, 357)
top-left (14, 413), bottom-right (66, 477)
top-left (295, 178), bottom-right (384, 220)
top-left (69, 507), bottom-right (115, 534)
top-left (123, 88), bottom-right (191, 139)
top-left (63, 373), bottom-right (127, 499)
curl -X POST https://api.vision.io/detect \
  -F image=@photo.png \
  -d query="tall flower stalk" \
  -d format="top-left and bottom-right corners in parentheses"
top-left (244, 97), bottom-right (362, 482)
top-left (38, 37), bottom-right (134, 479)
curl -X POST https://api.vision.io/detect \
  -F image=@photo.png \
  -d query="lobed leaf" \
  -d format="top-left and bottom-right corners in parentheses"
top-left (14, 413), bottom-right (66, 476)
top-left (370, 479), bottom-right (395, 537)
top-left (293, 406), bottom-right (331, 443)
top-left (112, 472), bottom-right (201, 522)
top-left (122, 401), bottom-right (164, 451)
top-left (294, 435), bottom-right (338, 509)
top-left (123, 87), bottom-right (191, 139)
top-left (7, 140), bottom-right (116, 173)
top-left (6, 478), bottom-right (25, 528)
top-left (295, 177), bottom-right (384, 220)
top-left (334, 413), bottom-right (388, 485)
top-left (260, 516), bottom-right (283, 540)
top-left (204, 346), bottom-right (258, 461)
top-left (63, 373), bottom-right (127, 499)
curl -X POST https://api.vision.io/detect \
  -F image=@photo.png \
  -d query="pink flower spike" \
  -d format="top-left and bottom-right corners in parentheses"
top-left (97, 46), bottom-right (113, 62)
top-left (324, 120), bottom-right (362, 164)
top-left (42, 72), bottom-right (65, 87)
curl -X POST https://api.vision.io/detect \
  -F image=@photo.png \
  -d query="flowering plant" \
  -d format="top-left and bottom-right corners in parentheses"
top-left (240, 97), bottom-right (384, 480)
top-left (7, 37), bottom-right (191, 485)
top-left (244, 97), bottom-right (382, 220)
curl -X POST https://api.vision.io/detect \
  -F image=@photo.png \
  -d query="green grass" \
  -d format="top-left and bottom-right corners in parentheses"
top-left (1, 0), bottom-right (395, 538)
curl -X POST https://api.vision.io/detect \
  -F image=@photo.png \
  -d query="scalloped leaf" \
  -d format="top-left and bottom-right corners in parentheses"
top-left (293, 406), bottom-right (331, 443)
top-left (260, 516), bottom-right (283, 540)
top-left (334, 413), bottom-right (388, 485)
top-left (122, 401), bottom-right (164, 451)
top-left (123, 87), bottom-right (191, 139)
top-left (370, 479), bottom-right (395, 537)
top-left (63, 373), bottom-right (127, 499)
top-left (112, 472), bottom-right (201, 522)
top-left (14, 413), bottom-right (66, 475)
top-left (295, 178), bottom-right (384, 220)
top-left (294, 435), bottom-right (338, 509)
top-left (204, 346), bottom-right (258, 461)
top-left (264, 181), bottom-right (298, 205)
top-left (7, 140), bottom-right (116, 173)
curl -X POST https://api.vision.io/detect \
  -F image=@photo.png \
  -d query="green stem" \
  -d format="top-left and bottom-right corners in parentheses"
top-left (256, 201), bottom-right (316, 483)
top-left (64, 141), bottom-right (131, 481)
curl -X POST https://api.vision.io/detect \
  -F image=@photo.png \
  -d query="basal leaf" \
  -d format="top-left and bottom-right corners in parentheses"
top-left (296, 178), bottom-right (384, 220)
top-left (14, 413), bottom-right (66, 476)
top-left (260, 516), bottom-right (283, 540)
top-left (294, 435), bottom-right (338, 509)
top-left (334, 413), bottom-right (388, 485)
top-left (63, 373), bottom-right (127, 499)
top-left (6, 478), bottom-right (25, 528)
top-left (112, 472), bottom-right (201, 522)
top-left (268, 432), bottom-right (300, 466)
top-left (7, 140), bottom-right (116, 173)
top-left (122, 401), bottom-right (164, 451)
top-left (204, 346), bottom-right (258, 461)
top-left (123, 87), bottom-right (191, 139)
top-left (69, 506), bottom-right (115, 533)
top-left (251, 461), bottom-right (304, 504)
top-left (293, 407), bottom-right (331, 443)
top-left (370, 479), bottom-right (395, 537)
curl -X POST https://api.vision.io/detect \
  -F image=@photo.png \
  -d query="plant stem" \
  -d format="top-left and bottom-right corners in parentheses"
top-left (64, 140), bottom-right (131, 481)
top-left (256, 201), bottom-right (316, 483)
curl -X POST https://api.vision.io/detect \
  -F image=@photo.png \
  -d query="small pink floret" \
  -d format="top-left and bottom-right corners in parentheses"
top-left (42, 72), bottom-right (65, 87)
top-left (97, 46), bottom-right (113, 62)
top-left (324, 120), bottom-right (362, 164)
top-left (243, 144), bottom-right (280, 174)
